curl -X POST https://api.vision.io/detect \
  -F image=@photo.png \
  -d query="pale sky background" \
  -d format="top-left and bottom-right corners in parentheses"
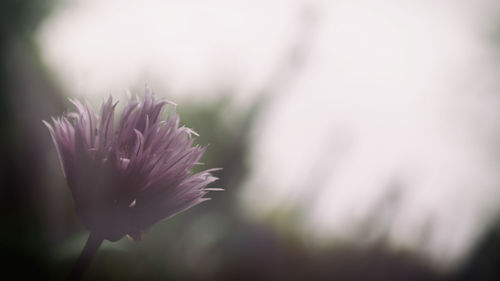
top-left (37, 0), bottom-right (500, 269)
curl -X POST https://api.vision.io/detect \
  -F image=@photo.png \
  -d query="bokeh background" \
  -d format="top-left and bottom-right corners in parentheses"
top-left (2, 0), bottom-right (500, 280)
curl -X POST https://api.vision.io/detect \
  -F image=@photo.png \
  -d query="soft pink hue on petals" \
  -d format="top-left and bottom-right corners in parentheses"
top-left (44, 89), bottom-right (219, 241)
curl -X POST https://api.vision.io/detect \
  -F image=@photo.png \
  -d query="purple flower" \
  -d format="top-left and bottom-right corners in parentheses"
top-left (44, 89), bottom-right (220, 241)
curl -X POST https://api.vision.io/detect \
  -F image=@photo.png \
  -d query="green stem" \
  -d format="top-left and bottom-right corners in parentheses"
top-left (66, 232), bottom-right (104, 281)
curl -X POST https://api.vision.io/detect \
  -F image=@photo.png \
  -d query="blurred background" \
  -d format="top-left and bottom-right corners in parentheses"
top-left (2, 0), bottom-right (500, 280)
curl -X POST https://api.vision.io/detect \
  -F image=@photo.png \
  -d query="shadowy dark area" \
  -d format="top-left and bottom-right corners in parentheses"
top-left (2, 1), bottom-right (500, 281)
top-left (451, 218), bottom-right (500, 281)
top-left (0, 0), bottom-right (63, 279)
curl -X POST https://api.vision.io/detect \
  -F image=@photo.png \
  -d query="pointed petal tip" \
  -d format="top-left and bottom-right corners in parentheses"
top-left (133, 128), bottom-right (144, 137)
top-left (205, 188), bottom-right (224, 191)
top-left (165, 99), bottom-right (178, 106)
top-left (206, 168), bottom-right (223, 173)
top-left (185, 128), bottom-right (199, 137)
top-left (42, 119), bottom-right (52, 128)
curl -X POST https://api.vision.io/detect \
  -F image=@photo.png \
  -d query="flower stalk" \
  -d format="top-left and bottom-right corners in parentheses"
top-left (67, 233), bottom-right (104, 281)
